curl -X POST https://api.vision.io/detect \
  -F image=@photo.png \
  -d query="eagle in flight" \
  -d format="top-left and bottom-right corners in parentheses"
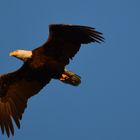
top-left (0, 24), bottom-right (104, 137)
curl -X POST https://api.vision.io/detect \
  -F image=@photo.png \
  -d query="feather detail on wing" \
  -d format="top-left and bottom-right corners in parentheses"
top-left (0, 64), bottom-right (51, 137)
top-left (38, 24), bottom-right (104, 65)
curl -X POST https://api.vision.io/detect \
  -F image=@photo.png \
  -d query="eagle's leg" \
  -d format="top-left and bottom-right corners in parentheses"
top-left (59, 69), bottom-right (81, 86)
top-left (59, 74), bottom-right (69, 81)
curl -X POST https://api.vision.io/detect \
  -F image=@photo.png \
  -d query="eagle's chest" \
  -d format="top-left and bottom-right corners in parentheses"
top-left (29, 55), bottom-right (65, 78)
top-left (29, 55), bottom-right (49, 69)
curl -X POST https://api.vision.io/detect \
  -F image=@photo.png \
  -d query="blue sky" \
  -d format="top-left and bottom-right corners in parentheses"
top-left (0, 0), bottom-right (140, 139)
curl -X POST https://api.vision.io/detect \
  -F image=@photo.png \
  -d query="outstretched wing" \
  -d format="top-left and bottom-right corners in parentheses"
top-left (0, 64), bottom-right (51, 137)
top-left (38, 24), bottom-right (104, 65)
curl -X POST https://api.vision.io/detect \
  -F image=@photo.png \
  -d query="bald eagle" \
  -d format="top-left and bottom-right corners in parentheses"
top-left (0, 24), bottom-right (104, 137)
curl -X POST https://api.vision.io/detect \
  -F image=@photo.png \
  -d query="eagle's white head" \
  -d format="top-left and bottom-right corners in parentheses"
top-left (9, 50), bottom-right (33, 61)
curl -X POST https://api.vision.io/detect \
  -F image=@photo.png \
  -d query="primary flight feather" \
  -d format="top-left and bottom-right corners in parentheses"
top-left (0, 24), bottom-right (104, 137)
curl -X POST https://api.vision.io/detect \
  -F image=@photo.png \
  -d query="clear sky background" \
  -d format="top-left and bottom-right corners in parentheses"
top-left (0, 0), bottom-right (140, 140)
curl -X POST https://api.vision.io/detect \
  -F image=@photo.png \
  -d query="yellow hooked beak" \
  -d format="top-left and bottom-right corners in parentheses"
top-left (9, 51), bottom-right (17, 57)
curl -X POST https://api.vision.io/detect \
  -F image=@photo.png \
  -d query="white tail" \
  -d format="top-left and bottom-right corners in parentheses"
top-left (59, 69), bottom-right (81, 86)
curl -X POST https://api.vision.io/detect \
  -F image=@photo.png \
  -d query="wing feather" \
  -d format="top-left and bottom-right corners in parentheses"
top-left (0, 65), bottom-right (51, 137)
top-left (0, 102), bottom-right (5, 134)
top-left (39, 24), bottom-right (104, 65)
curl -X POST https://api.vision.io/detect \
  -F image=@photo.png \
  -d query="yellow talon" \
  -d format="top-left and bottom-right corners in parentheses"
top-left (59, 74), bottom-right (69, 81)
